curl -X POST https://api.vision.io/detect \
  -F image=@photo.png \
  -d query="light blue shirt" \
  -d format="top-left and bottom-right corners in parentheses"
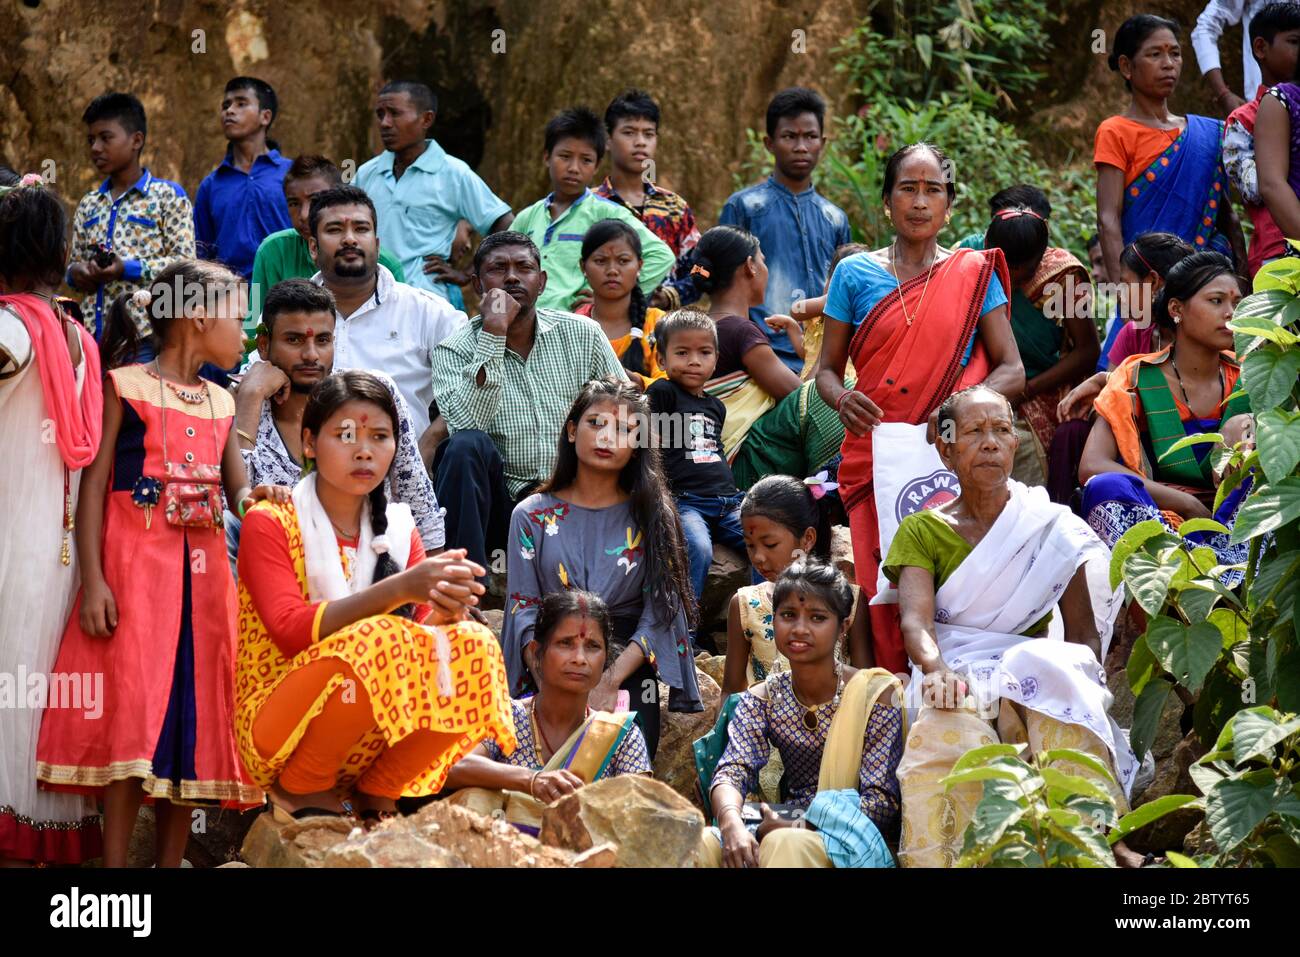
top-left (354, 138), bottom-right (511, 303)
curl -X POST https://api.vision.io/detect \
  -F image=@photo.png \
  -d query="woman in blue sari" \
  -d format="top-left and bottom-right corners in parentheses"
top-left (1094, 15), bottom-right (1245, 288)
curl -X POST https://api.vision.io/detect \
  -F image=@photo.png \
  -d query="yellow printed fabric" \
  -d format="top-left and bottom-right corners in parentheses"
top-left (234, 501), bottom-right (517, 796)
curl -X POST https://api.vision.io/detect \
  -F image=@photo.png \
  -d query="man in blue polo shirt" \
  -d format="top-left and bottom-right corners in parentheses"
top-left (355, 80), bottom-right (513, 309)
top-left (719, 87), bottom-right (851, 373)
top-left (194, 76), bottom-right (293, 280)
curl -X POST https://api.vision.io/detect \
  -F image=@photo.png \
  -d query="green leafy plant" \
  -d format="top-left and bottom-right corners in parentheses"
top-left (940, 742), bottom-right (1194, 867)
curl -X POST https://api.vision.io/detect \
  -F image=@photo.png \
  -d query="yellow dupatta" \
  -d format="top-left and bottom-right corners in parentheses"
top-left (819, 668), bottom-right (905, 791)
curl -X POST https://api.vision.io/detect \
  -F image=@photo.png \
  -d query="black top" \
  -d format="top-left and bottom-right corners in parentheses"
top-left (646, 378), bottom-right (738, 497)
top-left (714, 313), bottom-right (771, 378)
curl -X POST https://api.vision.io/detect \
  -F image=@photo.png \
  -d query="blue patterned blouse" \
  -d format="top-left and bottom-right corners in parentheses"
top-left (482, 698), bottom-right (653, 777)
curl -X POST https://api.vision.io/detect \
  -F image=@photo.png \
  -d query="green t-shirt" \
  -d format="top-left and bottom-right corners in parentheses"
top-left (247, 228), bottom-right (407, 333)
top-left (883, 509), bottom-right (1052, 636)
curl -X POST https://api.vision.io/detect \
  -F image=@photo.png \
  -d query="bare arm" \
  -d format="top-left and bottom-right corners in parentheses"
top-left (721, 594), bottom-right (750, 695)
top-left (847, 592), bottom-right (874, 669)
top-left (1077, 413), bottom-right (1211, 518)
top-left (1026, 312), bottom-right (1099, 400)
top-left (1096, 164), bottom-right (1127, 293)
top-left (75, 378), bottom-right (124, 636)
top-left (442, 746), bottom-right (536, 793)
top-left (1058, 566), bottom-right (1101, 663)
top-left (975, 303), bottom-right (1026, 402)
top-left (741, 342), bottom-right (801, 400)
top-left (1256, 94), bottom-right (1300, 238)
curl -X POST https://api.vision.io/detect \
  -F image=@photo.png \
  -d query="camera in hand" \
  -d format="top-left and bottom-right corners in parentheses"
top-left (91, 243), bottom-right (115, 268)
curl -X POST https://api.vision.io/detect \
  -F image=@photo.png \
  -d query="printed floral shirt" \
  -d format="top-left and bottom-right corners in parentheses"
top-left (67, 169), bottom-right (195, 336)
top-left (595, 176), bottom-right (702, 307)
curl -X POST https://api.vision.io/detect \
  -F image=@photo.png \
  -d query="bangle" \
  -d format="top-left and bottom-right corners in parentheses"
top-left (237, 498), bottom-right (250, 519)
top-left (835, 389), bottom-right (854, 413)
top-left (529, 770), bottom-right (541, 800)
top-left (236, 428), bottom-right (255, 444)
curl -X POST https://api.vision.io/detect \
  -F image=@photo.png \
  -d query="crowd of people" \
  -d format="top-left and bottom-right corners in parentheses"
top-left (0, 6), bottom-right (1287, 868)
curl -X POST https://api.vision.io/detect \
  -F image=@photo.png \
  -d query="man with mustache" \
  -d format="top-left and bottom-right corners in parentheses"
top-left (431, 232), bottom-right (628, 571)
top-left (231, 279), bottom-right (444, 562)
top-left (306, 185), bottom-right (467, 452)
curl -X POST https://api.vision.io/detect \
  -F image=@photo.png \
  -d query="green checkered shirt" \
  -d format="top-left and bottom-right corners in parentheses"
top-left (431, 307), bottom-right (628, 496)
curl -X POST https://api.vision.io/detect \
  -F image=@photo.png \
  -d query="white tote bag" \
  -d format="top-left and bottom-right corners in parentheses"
top-left (869, 422), bottom-right (961, 603)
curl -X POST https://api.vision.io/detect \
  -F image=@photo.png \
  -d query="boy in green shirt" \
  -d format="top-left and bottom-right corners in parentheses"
top-left (511, 107), bottom-right (674, 312)
top-left (248, 154), bottom-right (405, 335)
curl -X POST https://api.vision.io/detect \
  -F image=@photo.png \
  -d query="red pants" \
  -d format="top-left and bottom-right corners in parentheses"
top-left (848, 496), bottom-right (907, 673)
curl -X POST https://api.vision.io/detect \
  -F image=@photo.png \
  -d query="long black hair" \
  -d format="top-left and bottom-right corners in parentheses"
top-left (541, 376), bottom-right (697, 627)
top-left (1151, 251), bottom-right (1238, 333)
top-left (690, 225), bottom-right (760, 297)
top-left (740, 474), bottom-right (831, 560)
top-left (0, 180), bottom-right (68, 290)
top-left (983, 207), bottom-right (1048, 272)
top-left (302, 370), bottom-right (414, 619)
top-left (580, 219), bottom-right (649, 375)
top-left (101, 258), bottom-right (242, 370)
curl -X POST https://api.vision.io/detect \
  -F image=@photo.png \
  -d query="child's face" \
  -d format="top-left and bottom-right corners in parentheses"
top-left (582, 237), bottom-right (641, 302)
top-left (658, 327), bottom-right (717, 393)
top-left (202, 285), bottom-right (249, 369)
top-left (765, 112), bottom-right (825, 181)
top-left (536, 614), bottom-right (607, 695)
top-left (567, 398), bottom-right (637, 474)
top-left (303, 399), bottom-right (396, 499)
top-left (545, 136), bottom-right (598, 199)
top-left (742, 513), bottom-right (813, 582)
top-left (221, 86), bottom-right (269, 142)
top-left (608, 116), bottom-right (658, 177)
top-left (86, 119), bottom-right (141, 177)
top-left (773, 588), bottom-right (844, 665)
top-left (1260, 29), bottom-right (1300, 84)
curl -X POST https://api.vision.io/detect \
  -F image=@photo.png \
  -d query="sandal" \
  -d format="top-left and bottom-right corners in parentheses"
top-left (268, 803), bottom-right (346, 826)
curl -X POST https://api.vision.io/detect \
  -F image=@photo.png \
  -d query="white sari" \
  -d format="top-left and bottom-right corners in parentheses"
top-left (905, 480), bottom-right (1136, 796)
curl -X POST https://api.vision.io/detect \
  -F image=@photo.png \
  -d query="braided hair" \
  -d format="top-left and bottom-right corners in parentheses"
top-left (581, 219), bottom-right (649, 375)
top-left (302, 370), bottom-right (415, 619)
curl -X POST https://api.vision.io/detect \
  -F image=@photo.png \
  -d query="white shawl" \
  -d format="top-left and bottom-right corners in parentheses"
top-left (907, 480), bottom-right (1136, 795)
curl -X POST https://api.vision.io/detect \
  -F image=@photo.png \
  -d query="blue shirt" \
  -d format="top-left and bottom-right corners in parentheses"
top-left (355, 138), bottom-right (511, 304)
top-left (718, 175), bottom-right (851, 372)
top-left (824, 252), bottom-right (1007, 366)
top-left (193, 148), bottom-right (293, 279)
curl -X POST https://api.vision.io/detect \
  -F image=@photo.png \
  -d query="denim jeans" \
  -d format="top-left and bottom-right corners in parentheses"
top-left (676, 491), bottom-right (747, 610)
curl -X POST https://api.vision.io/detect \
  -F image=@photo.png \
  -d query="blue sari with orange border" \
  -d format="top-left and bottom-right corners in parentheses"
top-left (1121, 114), bottom-right (1231, 257)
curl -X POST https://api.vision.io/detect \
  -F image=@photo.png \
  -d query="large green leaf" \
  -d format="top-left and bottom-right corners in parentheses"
top-left (1130, 678), bottom-right (1175, 759)
top-left (1276, 642), bottom-right (1300, 713)
top-left (968, 792), bottom-right (1025, 848)
top-left (1250, 551), bottom-right (1300, 611)
top-left (1174, 584), bottom-right (1219, 624)
top-left (1194, 665), bottom-right (1246, 749)
top-left (1214, 450), bottom-right (1257, 513)
top-left (1208, 608), bottom-right (1247, 648)
top-left (1205, 774), bottom-right (1295, 852)
top-left (1063, 795), bottom-right (1119, 832)
top-left (1108, 794), bottom-right (1201, 845)
top-left (1127, 634), bottom-right (1160, 696)
top-left (1038, 749), bottom-right (1118, 786)
top-left (1242, 344), bottom-right (1300, 411)
top-left (1229, 707), bottom-right (1300, 766)
top-left (1124, 551), bottom-right (1180, 615)
top-left (1178, 518), bottom-right (1231, 538)
top-left (1232, 287), bottom-right (1295, 317)
top-left (1230, 478), bottom-right (1300, 544)
top-left (947, 742), bottom-right (1023, 776)
top-left (1157, 432), bottom-right (1223, 461)
top-left (1228, 319), bottom-right (1300, 346)
top-left (1145, 617), bottom-right (1221, 693)
top-left (1256, 409), bottom-right (1300, 485)
top-left (1040, 766), bottom-right (1111, 802)
top-left (1108, 520), bottom-right (1168, 590)
top-left (1164, 850), bottom-right (1200, 868)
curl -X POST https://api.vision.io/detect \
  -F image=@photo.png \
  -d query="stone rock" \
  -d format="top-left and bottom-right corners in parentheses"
top-left (324, 826), bottom-right (467, 868)
top-left (1183, 820), bottom-right (1218, 857)
top-left (1106, 668), bottom-right (1186, 762)
top-left (540, 774), bottom-right (704, 868)
top-left (216, 861), bottom-right (251, 868)
top-left (479, 608), bottom-right (504, 640)
top-left (698, 545), bottom-right (748, 637)
top-left (573, 843), bottom-right (619, 868)
top-left (1125, 731), bottom-right (1207, 856)
top-left (831, 525), bottom-right (855, 583)
top-left (695, 653), bottom-right (727, 691)
top-left (654, 669), bottom-right (722, 810)
top-left (239, 813), bottom-right (356, 868)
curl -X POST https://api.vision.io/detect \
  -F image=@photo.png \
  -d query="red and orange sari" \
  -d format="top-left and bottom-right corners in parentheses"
top-left (839, 247), bottom-right (1011, 672)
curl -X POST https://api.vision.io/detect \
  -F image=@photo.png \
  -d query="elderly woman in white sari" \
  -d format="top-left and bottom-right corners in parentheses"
top-left (881, 384), bottom-right (1139, 868)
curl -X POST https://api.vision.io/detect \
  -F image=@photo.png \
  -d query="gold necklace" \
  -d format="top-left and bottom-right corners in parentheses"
top-left (891, 241), bottom-right (937, 327)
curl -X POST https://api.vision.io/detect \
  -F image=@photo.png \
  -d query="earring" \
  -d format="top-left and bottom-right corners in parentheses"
top-left (1174, 316), bottom-right (1181, 324)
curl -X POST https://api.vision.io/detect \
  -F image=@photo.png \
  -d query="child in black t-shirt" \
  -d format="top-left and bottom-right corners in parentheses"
top-left (646, 310), bottom-right (747, 620)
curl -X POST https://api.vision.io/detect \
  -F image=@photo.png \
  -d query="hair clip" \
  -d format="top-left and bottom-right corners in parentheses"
top-left (370, 534), bottom-right (390, 556)
top-left (804, 470), bottom-right (839, 500)
top-left (993, 207), bottom-right (1044, 222)
top-left (689, 263), bottom-right (711, 278)
top-left (0, 172), bottom-right (46, 197)
top-left (630, 327), bottom-right (644, 339)
top-left (131, 288), bottom-right (154, 309)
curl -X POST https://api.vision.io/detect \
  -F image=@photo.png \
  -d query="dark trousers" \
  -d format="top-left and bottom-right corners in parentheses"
top-left (433, 429), bottom-right (521, 572)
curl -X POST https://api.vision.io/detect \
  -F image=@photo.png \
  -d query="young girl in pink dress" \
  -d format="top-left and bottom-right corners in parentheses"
top-left (37, 259), bottom-right (282, 867)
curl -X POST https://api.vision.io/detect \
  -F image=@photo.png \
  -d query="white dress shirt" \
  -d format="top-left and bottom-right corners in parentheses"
top-left (1192, 0), bottom-right (1271, 99)
top-left (311, 263), bottom-right (467, 436)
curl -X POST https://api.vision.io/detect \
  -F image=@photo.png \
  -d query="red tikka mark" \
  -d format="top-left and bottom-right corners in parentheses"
top-left (303, 328), bottom-right (315, 337)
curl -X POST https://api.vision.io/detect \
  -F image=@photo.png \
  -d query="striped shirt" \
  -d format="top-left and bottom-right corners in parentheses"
top-left (431, 307), bottom-right (628, 496)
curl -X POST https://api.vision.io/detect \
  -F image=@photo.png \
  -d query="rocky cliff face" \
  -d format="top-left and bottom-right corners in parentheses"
top-left (0, 0), bottom-right (1245, 238)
